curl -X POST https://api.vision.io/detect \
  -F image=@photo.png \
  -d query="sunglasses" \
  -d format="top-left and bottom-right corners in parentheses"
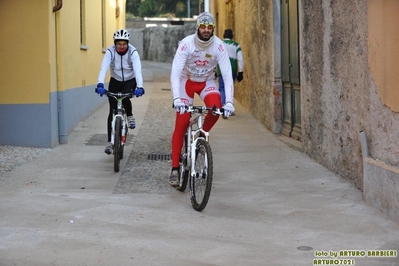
top-left (198, 24), bottom-right (215, 30)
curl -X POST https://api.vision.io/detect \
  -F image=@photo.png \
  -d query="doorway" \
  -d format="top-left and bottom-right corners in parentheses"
top-left (281, 0), bottom-right (301, 141)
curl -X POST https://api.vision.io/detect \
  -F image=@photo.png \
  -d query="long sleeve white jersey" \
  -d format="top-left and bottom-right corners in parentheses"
top-left (170, 34), bottom-right (234, 104)
top-left (97, 44), bottom-right (144, 87)
top-left (224, 39), bottom-right (244, 73)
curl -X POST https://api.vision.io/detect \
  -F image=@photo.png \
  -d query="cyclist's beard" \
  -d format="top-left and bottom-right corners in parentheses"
top-left (197, 28), bottom-right (214, 41)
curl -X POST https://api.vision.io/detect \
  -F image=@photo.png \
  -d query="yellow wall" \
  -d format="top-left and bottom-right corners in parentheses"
top-left (0, 0), bottom-right (126, 148)
top-left (0, 0), bottom-right (126, 104)
top-left (58, 0), bottom-right (103, 91)
top-left (59, 0), bottom-right (126, 92)
top-left (0, 1), bottom-right (52, 104)
top-left (368, 0), bottom-right (399, 112)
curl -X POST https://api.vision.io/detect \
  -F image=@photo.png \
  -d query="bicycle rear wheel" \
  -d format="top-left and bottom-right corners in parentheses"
top-left (177, 133), bottom-right (189, 192)
top-left (190, 138), bottom-right (213, 211)
top-left (114, 117), bottom-right (122, 172)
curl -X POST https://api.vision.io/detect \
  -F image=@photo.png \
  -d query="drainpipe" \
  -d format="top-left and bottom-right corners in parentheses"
top-left (53, 1), bottom-right (67, 144)
top-left (53, 0), bottom-right (63, 12)
top-left (359, 130), bottom-right (369, 187)
top-left (359, 130), bottom-right (369, 160)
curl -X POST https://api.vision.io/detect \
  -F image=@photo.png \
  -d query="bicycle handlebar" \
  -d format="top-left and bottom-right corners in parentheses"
top-left (95, 88), bottom-right (133, 99)
top-left (186, 105), bottom-right (224, 115)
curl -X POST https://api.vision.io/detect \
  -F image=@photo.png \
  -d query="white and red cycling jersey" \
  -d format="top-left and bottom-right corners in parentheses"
top-left (170, 34), bottom-right (234, 104)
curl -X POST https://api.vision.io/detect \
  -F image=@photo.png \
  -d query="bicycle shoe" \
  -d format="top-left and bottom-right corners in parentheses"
top-left (105, 142), bottom-right (114, 155)
top-left (128, 116), bottom-right (136, 129)
top-left (169, 169), bottom-right (179, 188)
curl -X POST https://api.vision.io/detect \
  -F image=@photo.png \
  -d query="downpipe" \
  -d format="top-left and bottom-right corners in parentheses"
top-left (53, 1), bottom-right (67, 144)
top-left (53, 0), bottom-right (63, 12)
top-left (359, 130), bottom-right (369, 160)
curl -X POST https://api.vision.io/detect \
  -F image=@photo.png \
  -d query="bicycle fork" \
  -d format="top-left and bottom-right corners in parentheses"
top-left (111, 114), bottom-right (127, 145)
top-left (189, 134), bottom-right (209, 178)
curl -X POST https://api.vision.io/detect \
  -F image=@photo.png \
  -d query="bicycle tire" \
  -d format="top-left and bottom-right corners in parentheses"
top-left (190, 138), bottom-right (213, 211)
top-left (114, 116), bottom-right (122, 172)
top-left (177, 133), bottom-right (189, 192)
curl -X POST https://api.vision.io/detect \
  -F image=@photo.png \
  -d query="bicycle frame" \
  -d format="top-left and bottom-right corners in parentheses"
top-left (176, 105), bottom-right (224, 211)
top-left (105, 90), bottom-right (134, 172)
top-left (179, 105), bottom-right (223, 211)
top-left (186, 107), bottom-right (210, 178)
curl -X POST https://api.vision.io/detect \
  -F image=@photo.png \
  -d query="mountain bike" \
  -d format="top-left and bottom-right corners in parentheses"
top-left (176, 105), bottom-right (223, 211)
top-left (95, 88), bottom-right (133, 172)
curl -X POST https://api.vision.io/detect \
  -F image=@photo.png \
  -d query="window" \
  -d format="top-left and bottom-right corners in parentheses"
top-left (80, 0), bottom-right (88, 50)
top-left (102, 0), bottom-right (106, 49)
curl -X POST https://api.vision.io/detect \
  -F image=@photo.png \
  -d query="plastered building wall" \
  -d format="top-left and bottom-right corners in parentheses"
top-left (209, 0), bottom-right (399, 191)
top-left (212, 1), bottom-right (276, 131)
top-left (301, 0), bottom-right (399, 189)
top-left (0, 0), bottom-right (126, 147)
top-left (300, 0), bottom-right (370, 189)
top-left (367, 0), bottom-right (399, 167)
top-left (0, 1), bottom-right (52, 104)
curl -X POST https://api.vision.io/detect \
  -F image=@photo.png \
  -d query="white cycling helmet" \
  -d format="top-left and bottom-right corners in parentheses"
top-left (113, 29), bottom-right (130, 42)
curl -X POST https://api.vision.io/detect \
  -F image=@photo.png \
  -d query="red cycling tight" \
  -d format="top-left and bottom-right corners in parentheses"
top-left (171, 79), bottom-right (222, 168)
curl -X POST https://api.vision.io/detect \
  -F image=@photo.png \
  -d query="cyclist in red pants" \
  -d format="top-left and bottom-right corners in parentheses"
top-left (169, 12), bottom-right (235, 187)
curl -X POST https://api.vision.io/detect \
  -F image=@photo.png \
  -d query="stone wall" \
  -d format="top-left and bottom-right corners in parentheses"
top-left (211, 0), bottom-right (399, 191)
top-left (300, 0), bottom-right (370, 188)
top-left (128, 24), bottom-right (196, 63)
top-left (212, 0), bottom-right (276, 132)
top-left (126, 18), bottom-right (196, 29)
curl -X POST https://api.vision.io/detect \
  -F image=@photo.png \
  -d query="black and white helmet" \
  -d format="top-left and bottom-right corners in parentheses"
top-left (113, 29), bottom-right (130, 42)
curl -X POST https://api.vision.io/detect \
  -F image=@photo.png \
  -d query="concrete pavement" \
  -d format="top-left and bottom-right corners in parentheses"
top-left (0, 61), bottom-right (399, 266)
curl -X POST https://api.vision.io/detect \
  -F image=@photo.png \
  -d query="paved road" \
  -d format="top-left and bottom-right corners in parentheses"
top-left (0, 61), bottom-right (399, 266)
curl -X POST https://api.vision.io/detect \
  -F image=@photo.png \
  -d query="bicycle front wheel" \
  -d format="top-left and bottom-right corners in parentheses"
top-left (119, 123), bottom-right (126, 160)
top-left (114, 117), bottom-right (122, 172)
top-left (190, 138), bottom-right (213, 211)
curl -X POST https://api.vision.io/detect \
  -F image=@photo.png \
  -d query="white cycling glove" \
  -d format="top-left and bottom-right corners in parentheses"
top-left (223, 102), bottom-right (235, 118)
top-left (173, 98), bottom-right (186, 115)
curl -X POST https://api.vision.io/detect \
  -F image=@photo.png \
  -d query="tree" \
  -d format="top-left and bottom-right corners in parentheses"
top-left (126, 0), bottom-right (201, 18)
top-left (137, 0), bottom-right (156, 17)
top-left (126, 0), bottom-right (141, 16)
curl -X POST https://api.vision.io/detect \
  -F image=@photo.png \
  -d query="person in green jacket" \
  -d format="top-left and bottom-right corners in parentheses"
top-left (217, 29), bottom-right (244, 118)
